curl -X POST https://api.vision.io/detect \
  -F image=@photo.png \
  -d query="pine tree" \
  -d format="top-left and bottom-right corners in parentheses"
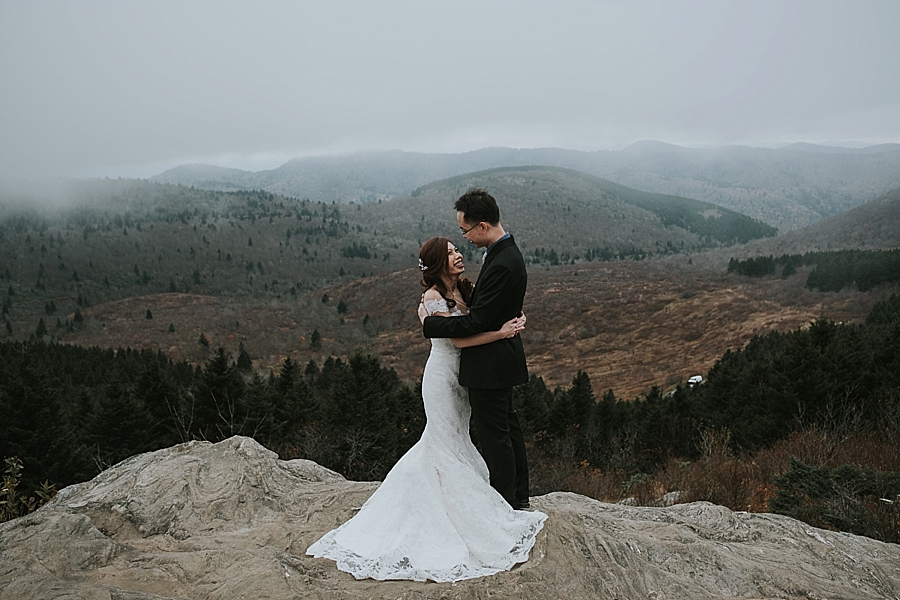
top-left (134, 359), bottom-right (182, 447)
top-left (317, 352), bottom-right (410, 480)
top-left (87, 380), bottom-right (154, 469)
top-left (236, 342), bottom-right (252, 371)
top-left (268, 356), bottom-right (314, 439)
top-left (239, 373), bottom-right (274, 441)
top-left (514, 375), bottom-right (550, 436)
top-left (193, 347), bottom-right (246, 441)
top-left (35, 318), bottom-right (47, 339)
top-left (304, 359), bottom-right (320, 383)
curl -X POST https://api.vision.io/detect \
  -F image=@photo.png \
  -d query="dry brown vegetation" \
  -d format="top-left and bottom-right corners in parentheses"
top-left (64, 253), bottom-right (894, 400)
top-left (535, 426), bottom-right (900, 518)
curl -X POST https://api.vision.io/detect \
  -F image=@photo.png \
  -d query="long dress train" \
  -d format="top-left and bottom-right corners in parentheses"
top-left (306, 300), bottom-right (547, 582)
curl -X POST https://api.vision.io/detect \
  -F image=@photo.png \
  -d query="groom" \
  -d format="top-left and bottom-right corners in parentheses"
top-left (420, 188), bottom-right (531, 510)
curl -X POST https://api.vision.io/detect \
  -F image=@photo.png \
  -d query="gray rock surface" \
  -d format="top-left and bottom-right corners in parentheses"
top-left (1, 436), bottom-right (898, 599)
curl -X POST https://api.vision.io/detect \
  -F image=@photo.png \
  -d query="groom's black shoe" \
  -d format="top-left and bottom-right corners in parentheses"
top-left (512, 498), bottom-right (530, 510)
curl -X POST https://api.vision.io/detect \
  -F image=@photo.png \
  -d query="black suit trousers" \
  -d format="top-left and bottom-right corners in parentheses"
top-left (468, 386), bottom-right (530, 507)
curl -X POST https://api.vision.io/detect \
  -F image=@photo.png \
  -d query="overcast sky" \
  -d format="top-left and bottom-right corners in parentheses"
top-left (1, 0), bottom-right (898, 181)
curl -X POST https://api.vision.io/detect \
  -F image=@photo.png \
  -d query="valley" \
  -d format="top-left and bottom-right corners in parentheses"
top-left (2, 160), bottom-right (898, 400)
top-left (54, 256), bottom-right (889, 400)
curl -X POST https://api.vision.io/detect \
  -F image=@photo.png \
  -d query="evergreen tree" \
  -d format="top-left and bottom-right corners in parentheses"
top-left (35, 318), bottom-right (47, 339)
top-left (304, 359), bottom-right (320, 383)
top-left (236, 342), bottom-right (253, 371)
top-left (587, 388), bottom-right (618, 461)
top-left (239, 373), bottom-right (275, 442)
top-left (314, 352), bottom-right (417, 480)
top-left (267, 356), bottom-right (316, 439)
top-left (514, 375), bottom-right (551, 436)
top-left (134, 358), bottom-right (183, 447)
top-left (867, 293), bottom-right (900, 325)
top-left (0, 343), bottom-right (88, 490)
top-left (86, 379), bottom-right (154, 470)
top-left (192, 348), bottom-right (245, 440)
top-left (568, 371), bottom-right (595, 428)
top-left (548, 370), bottom-right (594, 437)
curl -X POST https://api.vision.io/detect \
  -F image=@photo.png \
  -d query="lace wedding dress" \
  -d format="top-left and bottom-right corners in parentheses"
top-left (306, 299), bottom-right (547, 582)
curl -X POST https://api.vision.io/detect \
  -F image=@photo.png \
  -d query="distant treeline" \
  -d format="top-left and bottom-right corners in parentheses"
top-left (728, 248), bottom-right (900, 291)
top-left (620, 189), bottom-right (778, 245)
top-left (527, 245), bottom-right (654, 266)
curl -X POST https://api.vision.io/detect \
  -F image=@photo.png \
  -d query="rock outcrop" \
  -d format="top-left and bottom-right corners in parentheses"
top-left (1, 436), bottom-right (898, 599)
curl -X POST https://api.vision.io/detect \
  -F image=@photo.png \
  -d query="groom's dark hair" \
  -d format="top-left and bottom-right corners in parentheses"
top-left (455, 188), bottom-right (500, 226)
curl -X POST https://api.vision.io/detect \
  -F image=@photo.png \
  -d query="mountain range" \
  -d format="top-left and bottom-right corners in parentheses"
top-left (152, 142), bottom-right (900, 231)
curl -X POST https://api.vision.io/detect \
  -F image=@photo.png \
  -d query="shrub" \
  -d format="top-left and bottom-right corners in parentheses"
top-left (1, 457), bottom-right (56, 523)
top-left (770, 457), bottom-right (900, 543)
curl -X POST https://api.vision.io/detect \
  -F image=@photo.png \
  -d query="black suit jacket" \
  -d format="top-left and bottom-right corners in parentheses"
top-left (423, 235), bottom-right (528, 389)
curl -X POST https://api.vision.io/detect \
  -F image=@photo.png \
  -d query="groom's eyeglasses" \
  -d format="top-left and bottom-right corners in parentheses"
top-left (460, 222), bottom-right (481, 236)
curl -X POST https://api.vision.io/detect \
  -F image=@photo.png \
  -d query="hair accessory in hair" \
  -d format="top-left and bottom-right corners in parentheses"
top-left (418, 258), bottom-right (428, 271)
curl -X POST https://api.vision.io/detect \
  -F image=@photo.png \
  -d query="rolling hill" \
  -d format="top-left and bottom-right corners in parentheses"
top-left (0, 168), bottom-right (774, 335)
top-left (728, 183), bottom-right (900, 260)
top-left (151, 143), bottom-right (900, 231)
top-left (3, 169), bottom-right (894, 397)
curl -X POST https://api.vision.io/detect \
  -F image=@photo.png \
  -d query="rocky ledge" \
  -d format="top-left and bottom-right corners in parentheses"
top-left (1, 436), bottom-right (898, 599)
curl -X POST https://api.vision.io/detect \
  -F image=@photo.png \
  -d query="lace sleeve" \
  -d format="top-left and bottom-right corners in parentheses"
top-left (424, 298), bottom-right (450, 316)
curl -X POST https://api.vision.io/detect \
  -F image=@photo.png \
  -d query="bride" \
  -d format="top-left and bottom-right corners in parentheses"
top-left (306, 236), bottom-right (547, 583)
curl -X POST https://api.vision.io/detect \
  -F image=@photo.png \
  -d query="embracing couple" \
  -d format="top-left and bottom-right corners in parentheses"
top-left (307, 189), bottom-right (547, 583)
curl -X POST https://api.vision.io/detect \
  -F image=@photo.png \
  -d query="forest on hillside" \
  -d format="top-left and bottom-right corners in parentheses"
top-left (3, 294), bottom-right (899, 541)
top-left (728, 248), bottom-right (900, 292)
top-left (0, 175), bottom-right (775, 349)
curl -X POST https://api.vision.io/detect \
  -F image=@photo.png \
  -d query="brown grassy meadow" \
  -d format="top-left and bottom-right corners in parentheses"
top-left (65, 253), bottom-right (892, 400)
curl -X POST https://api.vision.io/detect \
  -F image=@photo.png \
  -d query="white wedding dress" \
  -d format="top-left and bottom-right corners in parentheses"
top-left (306, 299), bottom-right (547, 583)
